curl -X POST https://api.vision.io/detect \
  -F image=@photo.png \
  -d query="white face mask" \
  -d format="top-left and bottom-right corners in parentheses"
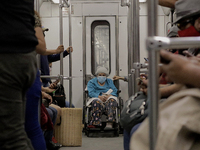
top-left (97, 76), bottom-right (106, 84)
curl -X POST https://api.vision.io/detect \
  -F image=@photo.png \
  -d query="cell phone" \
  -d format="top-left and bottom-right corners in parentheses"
top-left (53, 78), bottom-right (60, 84)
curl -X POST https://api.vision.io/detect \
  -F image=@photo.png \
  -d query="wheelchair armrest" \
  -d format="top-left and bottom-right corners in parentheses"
top-left (117, 90), bottom-right (121, 94)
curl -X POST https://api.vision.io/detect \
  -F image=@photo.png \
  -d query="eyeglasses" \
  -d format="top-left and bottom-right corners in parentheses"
top-left (176, 18), bottom-right (194, 30)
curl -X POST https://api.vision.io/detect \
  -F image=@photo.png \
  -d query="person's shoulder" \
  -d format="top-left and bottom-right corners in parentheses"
top-left (106, 78), bottom-right (113, 83)
top-left (88, 77), bottom-right (97, 84)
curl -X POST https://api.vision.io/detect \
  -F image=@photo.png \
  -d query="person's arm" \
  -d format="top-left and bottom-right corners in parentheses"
top-left (87, 80), bottom-right (100, 98)
top-left (41, 86), bottom-right (55, 93)
top-left (160, 50), bottom-right (200, 88)
top-left (47, 46), bottom-right (73, 63)
top-left (113, 75), bottom-right (128, 82)
top-left (160, 84), bottom-right (183, 98)
top-left (108, 79), bottom-right (118, 97)
top-left (35, 27), bottom-right (46, 55)
top-left (41, 91), bottom-right (53, 105)
top-left (158, 0), bottom-right (177, 8)
top-left (42, 45), bottom-right (64, 56)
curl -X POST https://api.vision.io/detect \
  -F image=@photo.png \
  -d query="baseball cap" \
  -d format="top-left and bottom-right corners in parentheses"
top-left (174, 0), bottom-right (200, 24)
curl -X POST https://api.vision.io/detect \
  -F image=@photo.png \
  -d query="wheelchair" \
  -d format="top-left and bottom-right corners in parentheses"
top-left (83, 79), bottom-right (123, 137)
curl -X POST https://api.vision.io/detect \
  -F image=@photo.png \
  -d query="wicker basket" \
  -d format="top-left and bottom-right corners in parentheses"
top-left (55, 108), bottom-right (82, 146)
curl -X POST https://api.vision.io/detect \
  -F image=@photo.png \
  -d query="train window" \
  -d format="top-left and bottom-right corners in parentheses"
top-left (91, 20), bottom-right (111, 76)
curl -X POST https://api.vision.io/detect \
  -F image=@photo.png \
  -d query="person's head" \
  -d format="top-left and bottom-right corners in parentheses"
top-left (174, 0), bottom-right (200, 36)
top-left (95, 67), bottom-right (109, 84)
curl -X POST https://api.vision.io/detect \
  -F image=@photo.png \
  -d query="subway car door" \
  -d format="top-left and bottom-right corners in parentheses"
top-left (85, 16), bottom-right (116, 83)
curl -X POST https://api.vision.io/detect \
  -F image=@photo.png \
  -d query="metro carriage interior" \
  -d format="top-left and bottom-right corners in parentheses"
top-left (1, 0), bottom-right (200, 150)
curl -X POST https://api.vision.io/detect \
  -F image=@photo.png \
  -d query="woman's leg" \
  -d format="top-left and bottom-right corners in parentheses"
top-left (49, 104), bottom-right (61, 125)
top-left (89, 99), bottom-right (103, 126)
top-left (105, 98), bottom-right (118, 122)
top-left (25, 70), bottom-right (46, 150)
top-left (123, 129), bottom-right (130, 150)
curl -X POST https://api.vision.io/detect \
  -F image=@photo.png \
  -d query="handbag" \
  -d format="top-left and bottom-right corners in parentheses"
top-left (51, 84), bottom-right (66, 108)
top-left (120, 91), bottom-right (148, 132)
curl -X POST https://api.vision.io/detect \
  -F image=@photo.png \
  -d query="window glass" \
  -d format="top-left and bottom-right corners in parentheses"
top-left (91, 21), bottom-right (110, 75)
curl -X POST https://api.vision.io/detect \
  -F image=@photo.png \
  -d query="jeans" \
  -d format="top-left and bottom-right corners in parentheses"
top-left (123, 123), bottom-right (142, 150)
top-left (0, 51), bottom-right (37, 150)
top-left (45, 106), bottom-right (57, 143)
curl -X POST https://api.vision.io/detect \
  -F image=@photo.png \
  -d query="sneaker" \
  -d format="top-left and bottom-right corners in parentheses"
top-left (46, 141), bottom-right (62, 150)
top-left (52, 136), bottom-right (58, 143)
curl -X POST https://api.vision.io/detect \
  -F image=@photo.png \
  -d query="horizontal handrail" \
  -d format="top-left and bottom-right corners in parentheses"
top-left (147, 36), bottom-right (200, 51)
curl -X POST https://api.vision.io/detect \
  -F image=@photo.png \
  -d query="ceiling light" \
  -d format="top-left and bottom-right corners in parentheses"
top-left (51, 0), bottom-right (60, 4)
top-left (139, 0), bottom-right (146, 2)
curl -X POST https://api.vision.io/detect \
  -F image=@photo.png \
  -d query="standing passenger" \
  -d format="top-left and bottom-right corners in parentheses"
top-left (0, 1), bottom-right (38, 150)
top-left (25, 11), bottom-right (47, 150)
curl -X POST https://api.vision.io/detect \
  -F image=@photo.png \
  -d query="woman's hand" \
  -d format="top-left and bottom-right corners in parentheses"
top-left (66, 46), bottom-right (73, 53)
top-left (42, 91), bottom-right (53, 105)
top-left (98, 95), bottom-right (107, 102)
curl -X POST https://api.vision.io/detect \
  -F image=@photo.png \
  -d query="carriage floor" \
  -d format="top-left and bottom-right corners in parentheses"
top-left (60, 133), bottom-right (123, 150)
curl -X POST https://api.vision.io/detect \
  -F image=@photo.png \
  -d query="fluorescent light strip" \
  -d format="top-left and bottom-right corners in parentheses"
top-left (52, 0), bottom-right (60, 4)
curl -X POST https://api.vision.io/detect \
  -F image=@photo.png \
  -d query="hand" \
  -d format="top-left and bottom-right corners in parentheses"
top-left (43, 87), bottom-right (56, 93)
top-left (49, 82), bottom-right (57, 89)
top-left (42, 91), bottom-right (53, 105)
top-left (66, 46), bottom-right (73, 53)
top-left (56, 45), bottom-right (64, 54)
top-left (98, 95), bottom-right (107, 102)
top-left (49, 79), bottom-right (60, 89)
top-left (160, 50), bottom-right (200, 84)
top-left (113, 75), bottom-right (120, 80)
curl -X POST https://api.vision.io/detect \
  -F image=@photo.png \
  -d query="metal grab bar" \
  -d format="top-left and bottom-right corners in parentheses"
top-left (68, 1), bottom-right (73, 108)
top-left (147, 1), bottom-right (159, 150)
top-left (58, 0), bottom-right (73, 107)
top-left (147, 36), bottom-right (200, 50)
top-left (121, 0), bottom-right (130, 7)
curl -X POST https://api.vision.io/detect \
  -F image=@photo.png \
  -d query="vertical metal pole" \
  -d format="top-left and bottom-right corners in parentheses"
top-left (115, 15), bottom-right (120, 89)
top-left (59, 0), bottom-right (64, 84)
top-left (147, 0), bottom-right (159, 150)
top-left (82, 16), bottom-right (86, 124)
top-left (133, 0), bottom-right (140, 93)
top-left (127, 1), bottom-right (134, 97)
top-left (128, 0), bottom-right (140, 96)
top-left (34, 0), bottom-right (40, 14)
top-left (68, 2), bottom-right (72, 107)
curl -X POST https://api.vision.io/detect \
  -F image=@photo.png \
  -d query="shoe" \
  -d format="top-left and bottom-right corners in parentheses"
top-left (52, 136), bottom-right (58, 143)
top-left (46, 141), bottom-right (62, 150)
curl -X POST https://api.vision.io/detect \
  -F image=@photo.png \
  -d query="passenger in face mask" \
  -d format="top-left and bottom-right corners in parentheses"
top-left (86, 67), bottom-right (118, 128)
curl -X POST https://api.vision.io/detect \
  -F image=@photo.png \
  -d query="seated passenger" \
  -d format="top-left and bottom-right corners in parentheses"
top-left (87, 67), bottom-right (118, 127)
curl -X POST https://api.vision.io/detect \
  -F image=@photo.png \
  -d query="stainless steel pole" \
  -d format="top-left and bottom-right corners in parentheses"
top-left (59, 0), bottom-right (64, 84)
top-left (115, 15), bottom-right (120, 89)
top-left (133, 0), bottom-right (140, 93)
top-left (68, 1), bottom-right (72, 108)
top-left (147, 0), bottom-right (159, 150)
top-left (82, 16), bottom-right (86, 124)
top-left (127, 1), bottom-right (134, 97)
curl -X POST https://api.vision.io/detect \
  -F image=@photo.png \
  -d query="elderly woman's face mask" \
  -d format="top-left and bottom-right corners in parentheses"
top-left (97, 73), bottom-right (107, 84)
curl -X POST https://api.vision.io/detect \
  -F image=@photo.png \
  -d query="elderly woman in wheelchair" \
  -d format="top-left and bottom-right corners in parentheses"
top-left (87, 67), bottom-right (118, 128)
